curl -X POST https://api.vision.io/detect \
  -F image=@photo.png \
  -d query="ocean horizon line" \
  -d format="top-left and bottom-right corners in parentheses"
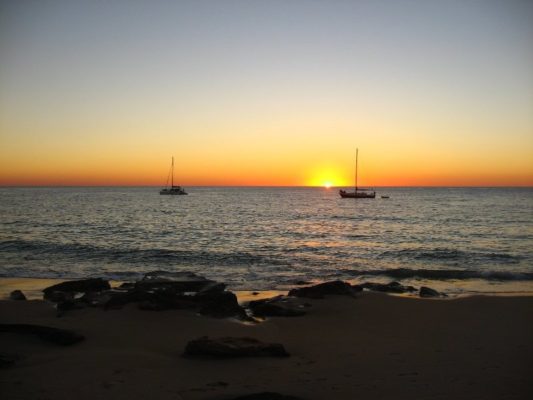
top-left (1, 185), bottom-right (532, 189)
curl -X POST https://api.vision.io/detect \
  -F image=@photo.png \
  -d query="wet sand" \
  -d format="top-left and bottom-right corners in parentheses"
top-left (1, 285), bottom-right (532, 400)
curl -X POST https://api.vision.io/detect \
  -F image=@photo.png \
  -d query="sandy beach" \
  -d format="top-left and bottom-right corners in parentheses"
top-left (1, 279), bottom-right (532, 400)
top-left (2, 0), bottom-right (532, 398)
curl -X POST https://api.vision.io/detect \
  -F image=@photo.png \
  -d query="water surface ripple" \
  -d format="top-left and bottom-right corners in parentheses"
top-left (0, 187), bottom-right (532, 294)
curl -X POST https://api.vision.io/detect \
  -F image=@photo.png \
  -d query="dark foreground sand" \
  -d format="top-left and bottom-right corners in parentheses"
top-left (1, 291), bottom-right (532, 400)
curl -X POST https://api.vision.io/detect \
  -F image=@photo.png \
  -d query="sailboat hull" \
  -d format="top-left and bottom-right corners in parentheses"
top-left (160, 187), bottom-right (187, 195)
top-left (339, 190), bottom-right (375, 198)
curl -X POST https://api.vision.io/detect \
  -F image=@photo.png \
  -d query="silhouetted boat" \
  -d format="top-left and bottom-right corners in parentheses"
top-left (160, 157), bottom-right (187, 195)
top-left (339, 149), bottom-right (376, 199)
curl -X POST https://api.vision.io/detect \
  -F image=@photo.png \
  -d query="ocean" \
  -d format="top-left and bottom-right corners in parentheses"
top-left (0, 186), bottom-right (532, 295)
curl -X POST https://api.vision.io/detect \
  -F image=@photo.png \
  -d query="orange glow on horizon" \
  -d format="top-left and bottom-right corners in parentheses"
top-left (1, 160), bottom-right (531, 187)
top-left (1, 134), bottom-right (532, 187)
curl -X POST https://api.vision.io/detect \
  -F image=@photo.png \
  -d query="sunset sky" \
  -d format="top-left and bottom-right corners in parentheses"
top-left (1, 0), bottom-right (532, 186)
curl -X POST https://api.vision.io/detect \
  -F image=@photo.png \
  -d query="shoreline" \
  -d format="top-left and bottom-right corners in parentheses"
top-left (2, 276), bottom-right (533, 302)
top-left (1, 287), bottom-right (532, 399)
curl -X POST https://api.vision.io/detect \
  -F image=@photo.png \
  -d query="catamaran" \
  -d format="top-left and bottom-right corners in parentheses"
top-left (339, 149), bottom-right (375, 199)
top-left (160, 157), bottom-right (187, 195)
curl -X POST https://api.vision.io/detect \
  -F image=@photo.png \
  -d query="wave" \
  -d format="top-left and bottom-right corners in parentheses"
top-left (0, 239), bottom-right (286, 268)
top-left (344, 234), bottom-right (375, 239)
top-left (381, 247), bottom-right (521, 264)
top-left (1, 240), bottom-right (531, 285)
top-left (344, 268), bottom-right (533, 281)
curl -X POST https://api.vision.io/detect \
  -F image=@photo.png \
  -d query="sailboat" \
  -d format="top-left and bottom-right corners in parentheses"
top-left (339, 149), bottom-right (376, 199)
top-left (160, 157), bottom-right (187, 195)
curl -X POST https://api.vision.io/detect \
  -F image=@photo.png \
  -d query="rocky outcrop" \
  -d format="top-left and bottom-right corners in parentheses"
top-left (44, 290), bottom-right (75, 303)
top-left (134, 271), bottom-right (223, 293)
top-left (0, 324), bottom-right (85, 345)
top-left (135, 287), bottom-right (195, 311)
top-left (43, 278), bottom-right (110, 301)
top-left (134, 285), bottom-right (246, 318)
top-left (288, 280), bottom-right (360, 299)
top-left (184, 336), bottom-right (289, 358)
top-left (38, 272), bottom-right (248, 319)
top-left (419, 286), bottom-right (441, 297)
top-left (196, 291), bottom-right (247, 319)
top-left (79, 290), bottom-right (126, 308)
top-left (9, 290), bottom-right (26, 300)
top-left (116, 272), bottom-right (244, 317)
top-left (360, 281), bottom-right (417, 294)
top-left (56, 299), bottom-right (87, 314)
top-left (248, 296), bottom-right (306, 317)
top-left (132, 272), bottom-right (246, 318)
top-left (197, 281), bottom-right (227, 294)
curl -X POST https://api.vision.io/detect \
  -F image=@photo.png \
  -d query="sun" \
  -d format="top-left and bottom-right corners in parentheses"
top-left (306, 165), bottom-right (348, 187)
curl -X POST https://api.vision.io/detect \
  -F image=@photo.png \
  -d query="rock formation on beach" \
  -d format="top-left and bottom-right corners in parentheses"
top-left (1, 274), bottom-right (531, 400)
top-left (288, 280), bottom-right (360, 298)
top-left (40, 271), bottom-right (249, 319)
top-left (248, 295), bottom-right (307, 317)
top-left (35, 273), bottom-right (446, 320)
top-left (9, 289), bottom-right (26, 300)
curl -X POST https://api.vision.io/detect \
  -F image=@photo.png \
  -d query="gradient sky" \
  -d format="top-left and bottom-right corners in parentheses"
top-left (1, 0), bottom-right (532, 186)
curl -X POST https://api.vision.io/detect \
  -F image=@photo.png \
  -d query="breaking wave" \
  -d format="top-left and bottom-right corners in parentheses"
top-left (345, 268), bottom-right (533, 281)
top-left (381, 248), bottom-right (521, 264)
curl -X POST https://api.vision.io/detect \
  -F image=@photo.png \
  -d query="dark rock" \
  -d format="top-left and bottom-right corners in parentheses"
top-left (44, 290), bottom-right (75, 303)
top-left (361, 281), bottom-right (417, 294)
top-left (184, 337), bottom-right (289, 358)
top-left (197, 281), bottom-right (227, 294)
top-left (138, 300), bottom-right (168, 311)
top-left (351, 284), bottom-right (364, 291)
top-left (59, 290), bottom-right (130, 315)
top-left (57, 299), bottom-right (86, 313)
top-left (292, 280), bottom-right (312, 286)
top-left (120, 287), bottom-right (153, 304)
top-left (38, 272), bottom-right (247, 320)
top-left (133, 287), bottom-right (245, 318)
top-left (9, 290), bottom-right (26, 301)
top-left (249, 296), bottom-right (306, 317)
top-left (43, 278), bottom-right (110, 301)
top-left (102, 292), bottom-right (136, 309)
top-left (80, 290), bottom-right (135, 309)
top-left (419, 286), bottom-right (441, 297)
top-left (197, 291), bottom-right (247, 319)
top-left (228, 393), bottom-right (304, 400)
top-left (288, 280), bottom-right (358, 299)
top-left (136, 291), bottom-right (195, 311)
top-left (0, 324), bottom-right (85, 345)
top-left (117, 282), bottom-right (135, 290)
top-left (79, 290), bottom-right (112, 307)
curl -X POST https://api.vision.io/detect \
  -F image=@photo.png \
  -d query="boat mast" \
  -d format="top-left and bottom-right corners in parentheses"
top-left (355, 148), bottom-right (358, 193)
top-left (171, 156), bottom-right (174, 188)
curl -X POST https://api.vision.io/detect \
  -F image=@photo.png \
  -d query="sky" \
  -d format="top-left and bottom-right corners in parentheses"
top-left (1, 0), bottom-right (532, 186)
